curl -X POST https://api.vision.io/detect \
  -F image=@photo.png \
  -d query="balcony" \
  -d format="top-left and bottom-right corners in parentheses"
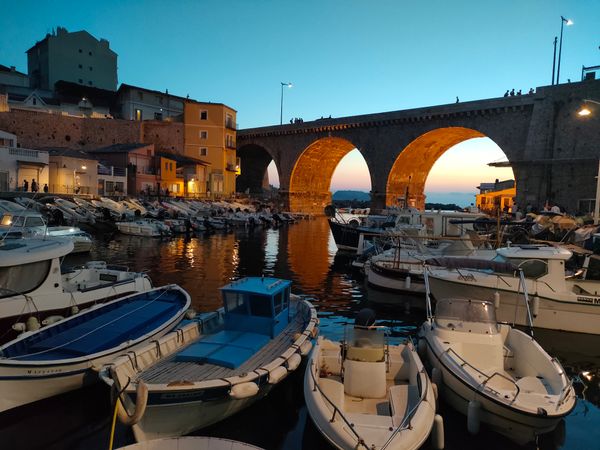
top-left (226, 163), bottom-right (239, 172)
top-left (225, 120), bottom-right (238, 130)
top-left (226, 142), bottom-right (237, 149)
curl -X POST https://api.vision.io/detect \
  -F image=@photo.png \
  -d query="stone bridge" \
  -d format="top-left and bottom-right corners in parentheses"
top-left (237, 80), bottom-right (600, 214)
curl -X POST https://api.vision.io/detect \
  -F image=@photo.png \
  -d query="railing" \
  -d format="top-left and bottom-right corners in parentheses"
top-left (226, 142), bottom-right (237, 149)
top-left (225, 120), bottom-right (238, 130)
top-left (5, 147), bottom-right (41, 158)
top-left (113, 167), bottom-right (127, 177)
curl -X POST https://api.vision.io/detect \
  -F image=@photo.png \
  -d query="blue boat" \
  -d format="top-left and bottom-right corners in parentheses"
top-left (0, 284), bottom-right (191, 413)
top-left (102, 277), bottom-right (318, 442)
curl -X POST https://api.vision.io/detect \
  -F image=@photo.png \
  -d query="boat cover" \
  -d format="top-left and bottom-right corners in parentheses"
top-left (426, 257), bottom-right (516, 273)
top-left (175, 330), bottom-right (270, 369)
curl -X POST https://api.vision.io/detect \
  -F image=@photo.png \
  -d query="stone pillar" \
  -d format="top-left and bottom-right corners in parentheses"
top-left (287, 191), bottom-right (332, 215)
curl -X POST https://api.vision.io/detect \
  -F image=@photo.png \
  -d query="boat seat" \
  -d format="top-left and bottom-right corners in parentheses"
top-left (28, 300), bottom-right (177, 356)
top-left (344, 359), bottom-right (386, 398)
top-left (174, 330), bottom-right (270, 369)
top-left (318, 378), bottom-right (345, 410)
top-left (388, 350), bottom-right (410, 381)
top-left (516, 376), bottom-right (548, 395)
top-left (389, 384), bottom-right (420, 427)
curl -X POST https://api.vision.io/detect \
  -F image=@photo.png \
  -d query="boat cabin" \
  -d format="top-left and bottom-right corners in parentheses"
top-left (220, 277), bottom-right (292, 338)
top-left (0, 210), bottom-right (47, 234)
top-left (434, 298), bottom-right (499, 335)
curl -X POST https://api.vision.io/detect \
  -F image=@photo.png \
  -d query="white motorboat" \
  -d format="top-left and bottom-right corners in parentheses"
top-left (0, 238), bottom-right (153, 344)
top-left (0, 284), bottom-right (190, 413)
top-left (419, 271), bottom-right (576, 444)
top-left (117, 437), bottom-right (264, 450)
top-left (0, 210), bottom-right (93, 253)
top-left (426, 244), bottom-right (600, 334)
top-left (304, 319), bottom-right (442, 450)
top-left (101, 277), bottom-right (318, 442)
top-left (116, 219), bottom-right (171, 237)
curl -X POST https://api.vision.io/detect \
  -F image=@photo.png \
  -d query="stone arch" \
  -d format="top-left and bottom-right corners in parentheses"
top-left (236, 143), bottom-right (278, 194)
top-left (386, 126), bottom-right (510, 208)
top-left (288, 136), bottom-right (365, 213)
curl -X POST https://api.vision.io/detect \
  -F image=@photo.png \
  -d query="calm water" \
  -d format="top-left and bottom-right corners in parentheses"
top-left (2, 218), bottom-right (599, 450)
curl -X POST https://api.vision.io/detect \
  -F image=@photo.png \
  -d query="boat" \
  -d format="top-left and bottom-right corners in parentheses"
top-left (0, 284), bottom-right (191, 413)
top-left (426, 244), bottom-right (600, 334)
top-left (0, 238), bottom-right (153, 343)
top-left (117, 437), bottom-right (264, 450)
top-left (101, 277), bottom-right (318, 442)
top-left (327, 207), bottom-right (486, 254)
top-left (0, 210), bottom-right (93, 253)
top-left (116, 219), bottom-right (171, 237)
top-left (418, 271), bottom-right (576, 444)
top-left (304, 312), bottom-right (442, 450)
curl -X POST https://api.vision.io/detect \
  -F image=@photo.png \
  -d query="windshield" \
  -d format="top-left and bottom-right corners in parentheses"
top-left (435, 298), bottom-right (498, 333)
top-left (345, 326), bottom-right (386, 362)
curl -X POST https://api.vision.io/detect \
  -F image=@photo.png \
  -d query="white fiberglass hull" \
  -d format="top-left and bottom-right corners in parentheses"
top-left (428, 275), bottom-right (600, 335)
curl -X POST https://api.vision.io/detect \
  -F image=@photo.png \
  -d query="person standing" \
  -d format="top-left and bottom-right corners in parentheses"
top-left (23, 179), bottom-right (28, 192)
top-left (31, 179), bottom-right (38, 193)
top-left (43, 183), bottom-right (49, 193)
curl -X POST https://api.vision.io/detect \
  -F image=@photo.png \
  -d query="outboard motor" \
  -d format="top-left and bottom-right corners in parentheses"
top-left (355, 308), bottom-right (376, 327)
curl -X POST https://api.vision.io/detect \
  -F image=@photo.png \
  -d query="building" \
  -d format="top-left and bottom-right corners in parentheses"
top-left (157, 151), bottom-right (210, 197)
top-left (0, 130), bottom-right (49, 192)
top-left (0, 65), bottom-right (29, 88)
top-left (476, 179), bottom-right (516, 214)
top-left (114, 84), bottom-right (185, 121)
top-left (46, 148), bottom-right (99, 194)
top-left (27, 27), bottom-right (117, 91)
top-left (184, 101), bottom-right (238, 196)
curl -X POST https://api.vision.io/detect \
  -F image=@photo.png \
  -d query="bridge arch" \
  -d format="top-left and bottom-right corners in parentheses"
top-left (236, 143), bottom-right (279, 194)
top-left (386, 126), bottom-right (507, 208)
top-left (289, 136), bottom-right (368, 213)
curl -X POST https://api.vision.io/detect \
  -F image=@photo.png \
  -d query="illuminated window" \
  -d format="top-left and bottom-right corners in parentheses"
top-left (135, 109), bottom-right (142, 121)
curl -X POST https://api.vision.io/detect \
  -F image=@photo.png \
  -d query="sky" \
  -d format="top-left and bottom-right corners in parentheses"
top-left (1, 0), bottom-right (599, 204)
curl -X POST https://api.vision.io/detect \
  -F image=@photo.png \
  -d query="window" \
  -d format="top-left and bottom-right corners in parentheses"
top-left (105, 181), bottom-right (114, 193)
top-left (154, 112), bottom-right (163, 120)
top-left (137, 91), bottom-right (143, 101)
top-left (25, 217), bottom-right (45, 227)
top-left (115, 182), bottom-right (124, 192)
top-left (226, 113), bottom-right (234, 128)
top-left (248, 294), bottom-right (273, 317)
top-left (135, 109), bottom-right (142, 121)
top-left (200, 130), bottom-right (208, 139)
top-left (32, 98), bottom-right (37, 105)
top-left (200, 147), bottom-right (208, 157)
top-left (78, 78), bottom-right (83, 84)
top-left (200, 110), bottom-right (208, 120)
top-left (226, 134), bottom-right (235, 148)
top-left (0, 259), bottom-right (51, 298)
top-left (89, 66), bottom-right (93, 71)
top-left (78, 64), bottom-right (82, 69)
top-left (224, 292), bottom-right (246, 314)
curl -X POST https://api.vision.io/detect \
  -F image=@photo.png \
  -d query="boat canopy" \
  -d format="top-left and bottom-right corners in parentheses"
top-left (426, 257), bottom-right (516, 273)
top-left (434, 298), bottom-right (498, 334)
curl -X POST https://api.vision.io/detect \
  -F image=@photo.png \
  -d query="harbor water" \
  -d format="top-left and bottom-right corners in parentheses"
top-left (1, 217), bottom-right (599, 450)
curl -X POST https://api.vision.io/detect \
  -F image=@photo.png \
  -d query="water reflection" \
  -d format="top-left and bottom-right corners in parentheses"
top-left (2, 218), bottom-right (599, 449)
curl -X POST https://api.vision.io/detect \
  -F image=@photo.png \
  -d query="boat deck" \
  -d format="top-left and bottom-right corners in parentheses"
top-left (138, 307), bottom-right (308, 384)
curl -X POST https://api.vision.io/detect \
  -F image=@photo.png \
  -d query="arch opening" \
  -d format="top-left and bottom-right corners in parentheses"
top-left (289, 137), bottom-right (366, 213)
top-left (386, 127), bottom-right (513, 209)
top-left (236, 144), bottom-right (277, 194)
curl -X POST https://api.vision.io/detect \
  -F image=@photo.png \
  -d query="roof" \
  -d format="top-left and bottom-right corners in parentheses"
top-left (26, 28), bottom-right (116, 56)
top-left (54, 80), bottom-right (116, 107)
top-left (496, 245), bottom-right (572, 261)
top-left (157, 151), bottom-right (210, 166)
top-left (117, 83), bottom-right (190, 102)
top-left (0, 64), bottom-right (27, 77)
top-left (0, 238), bottom-right (73, 267)
top-left (87, 143), bottom-right (150, 154)
top-left (42, 148), bottom-right (98, 160)
top-left (221, 277), bottom-right (292, 296)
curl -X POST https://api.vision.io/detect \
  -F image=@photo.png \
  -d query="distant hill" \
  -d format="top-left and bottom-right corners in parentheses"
top-left (332, 190), bottom-right (370, 201)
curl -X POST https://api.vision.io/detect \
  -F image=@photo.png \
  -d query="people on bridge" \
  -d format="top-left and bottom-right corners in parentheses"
top-left (455, 96), bottom-right (459, 103)
top-left (31, 179), bottom-right (38, 193)
top-left (504, 90), bottom-right (509, 97)
top-left (43, 183), bottom-right (48, 193)
top-left (510, 89), bottom-right (515, 96)
top-left (23, 179), bottom-right (28, 192)
top-left (528, 88), bottom-right (534, 94)
top-left (517, 89), bottom-right (522, 95)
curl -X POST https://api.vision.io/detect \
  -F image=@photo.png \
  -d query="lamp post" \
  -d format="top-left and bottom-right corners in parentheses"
top-left (556, 16), bottom-right (573, 85)
top-left (73, 164), bottom-right (87, 194)
top-left (280, 82), bottom-right (292, 125)
top-left (576, 99), bottom-right (600, 223)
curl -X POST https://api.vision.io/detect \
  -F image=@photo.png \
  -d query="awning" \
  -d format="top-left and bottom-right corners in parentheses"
top-left (17, 160), bottom-right (48, 168)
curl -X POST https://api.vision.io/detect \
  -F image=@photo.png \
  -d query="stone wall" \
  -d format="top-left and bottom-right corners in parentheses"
top-left (142, 120), bottom-right (184, 153)
top-left (0, 109), bottom-right (141, 149)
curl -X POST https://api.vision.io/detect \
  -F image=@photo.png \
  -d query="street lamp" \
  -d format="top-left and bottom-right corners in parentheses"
top-left (280, 82), bottom-right (292, 125)
top-left (556, 16), bottom-right (573, 84)
top-left (577, 99), bottom-right (600, 117)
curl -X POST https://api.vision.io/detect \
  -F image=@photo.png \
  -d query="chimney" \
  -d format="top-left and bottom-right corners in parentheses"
top-left (10, 66), bottom-right (15, 72)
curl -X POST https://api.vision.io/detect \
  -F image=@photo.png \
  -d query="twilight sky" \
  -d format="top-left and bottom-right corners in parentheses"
top-left (1, 0), bottom-right (599, 202)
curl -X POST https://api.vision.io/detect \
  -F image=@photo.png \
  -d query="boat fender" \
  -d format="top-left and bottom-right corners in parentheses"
top-left (311, 327), bottom-right (318, 339)
top-left (405, 275), bottom-right (411, 290)
top-left (268, 366), bottom-right (288, 384)
top-left (71, 305), bottom-right (80, 315)
top-left (494, 292), bottom-right (500, 309)
top-left (532, 296), bottom-right (540, 317)
top-left (230, 382), bottom-right (259, 399)
top-left (12, 322), bottom-right (26, 333)
top-left (299, 340), bottom-right (313, 356)
top-left (42, 315), bottom-right (64, 326)
top-left (417, 339), bottom-right (427, 357)
top-left (117, 381), bottom-right (148, 426)
top-left (286, 353), bottom-right (302, 372)
top-left (26, 316), bottom-right (40, 332)
top-left (432, 367), bottom-right (442, 387)
top-left (431, 414), bottom-right (445, 450)
top-left (467, 400), bottom-right (481, 435)
top-left (431, 382), bottom-right (439, 401)
top-left (184, 308), bottom-right (197, 320)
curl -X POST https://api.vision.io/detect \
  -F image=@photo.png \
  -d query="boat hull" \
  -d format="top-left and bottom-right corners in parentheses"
top-left (366, 262), bottom-right (426, 296)
top-left (428, 275), bottom-right (600, 335)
